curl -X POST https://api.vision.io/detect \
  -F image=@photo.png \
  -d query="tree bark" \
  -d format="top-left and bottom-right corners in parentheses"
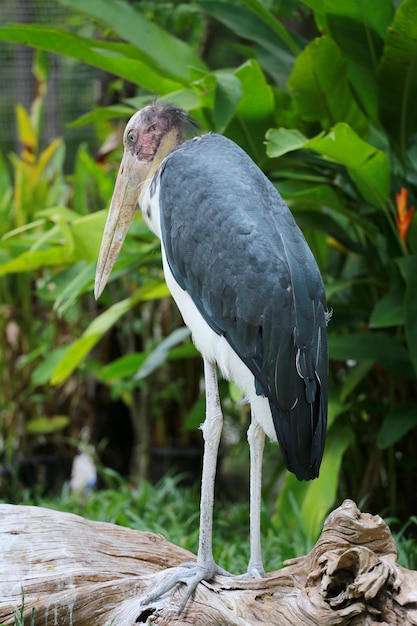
top-left (1, 499), bottom-right (416, 625)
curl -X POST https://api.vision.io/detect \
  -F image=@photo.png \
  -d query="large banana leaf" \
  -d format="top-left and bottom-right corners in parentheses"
top-left (306, 0), bottom-right (394, 121)
top-left (58, 0), bottom-right (206, 80)
top-left (198, 0), bottom-right (300, 89)
top-left (288, 36), bottom-right (368, 136)
top-left (266, 123), bottom-right (390, 206)
top-left (378, 0), bottom-right (417, 155)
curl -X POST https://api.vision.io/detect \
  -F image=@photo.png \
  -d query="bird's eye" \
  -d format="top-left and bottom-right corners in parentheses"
top-left (127, 130), bottom-right (137, 143)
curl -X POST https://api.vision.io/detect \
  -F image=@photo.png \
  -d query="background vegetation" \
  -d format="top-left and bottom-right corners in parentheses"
top-left (0, 0), bottom-right (416, 559)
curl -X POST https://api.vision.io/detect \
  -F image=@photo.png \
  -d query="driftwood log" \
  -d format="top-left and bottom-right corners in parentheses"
top-left (0, 499), bottom-right (417, 625)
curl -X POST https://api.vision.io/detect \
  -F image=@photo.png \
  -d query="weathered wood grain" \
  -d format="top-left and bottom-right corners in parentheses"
top-left (1, 500), bottom-right (416, 625)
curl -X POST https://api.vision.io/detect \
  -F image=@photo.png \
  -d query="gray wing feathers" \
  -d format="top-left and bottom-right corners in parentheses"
top-left (157, 133), bottom-right (328, 480)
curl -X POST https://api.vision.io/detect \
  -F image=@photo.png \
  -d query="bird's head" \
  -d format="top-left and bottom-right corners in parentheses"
top-left (94, 103), bottom-right (190, 299)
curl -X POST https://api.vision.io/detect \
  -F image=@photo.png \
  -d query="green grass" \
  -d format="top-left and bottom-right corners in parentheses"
top-left (6, 470), bottom-right (417, 572)
top-left (6, 469), bottom-right (311, 574)
top-left (1, 589), bottom-right (34, 626)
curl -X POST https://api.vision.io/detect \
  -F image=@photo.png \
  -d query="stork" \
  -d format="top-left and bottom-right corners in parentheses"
top-left (94, 103), bottom-right (328, 612)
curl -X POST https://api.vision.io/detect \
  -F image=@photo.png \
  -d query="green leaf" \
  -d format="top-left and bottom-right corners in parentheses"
top-left (31, 49), bottom-right (49, 136)
top-left (234, 60), bottom-right (275, 116)
top-left (51, 281), bottom-right (170, 385)
top-left (58, 0), bottom-right (206, 81)
top-left (287, 36), bottom-right (368, 136)
top-left (0, 244), bottom-right (75, 275)
top-left (397, 254), bottom-right (417, 376)
top-left (239, 0), bottom-right (301, 54)
top-left (298, 421), bottom-right (353, 538)
top-left (99, 335), bottom-right (196, 383)
top-left (378, 0), bottom-right (417, 155)
top-left (36, 206), bottom-right (80, 222)
top-left (266, 123), bottom-right (391, 206)
top-left (282, 182), bottom-right (347, 212)
top-left (100, 353), bottom-right (148, 382)
top-left (113, 91), bottom-right (197, 121)
top-left (340, 360), bottom-right (374, 403)
top-left (26, 415), bottom-right (70, 435)
top-left (51, 296), bottom-right (139, 385)
top-left (279, 179), bottom-right (379, 250)
top-left (31, 346), bottom-right (70, 386)
top-left (51, 333), bottom-right (102, 385)
top-left (53, 262), bottom-right (96, 317)
top-left (307, 124), bottom-right (390, 205)
top-left (264, 127), bottom-right (306, 158)
top-left (72, 145), bottom-right (115, 216)
top-left (0, 210), bottom-right (111, 276)
top-left (329, 331), bottom-right (415, 379)
top-left (231, 60), bottom-right (275, 162)
top-left (213, 73), bottom-right (243, 133)
top-left (68, 105), bottom-right (135, 128)
top-left (70, 212), bottom-right (108, 263)
top-left (2, 218), bottom-right (47, 240)
top-left (325, 277), bottom-right (378, 300)
top-left (322, 0), bottom-right (394, 120)
top-left (0, 150), bottom-right (12, 204)
top-left (274, 411), bottom-right (352, 540)
top-left (0, 26), bottom-right (182, 93)
top-left (134, 327), bottom-right (191, 380)
top-left (157, 89), bottom-right (202, 112)
top-left (198, 0), bottom-right (299, 89)
top-left (166, 343), bottom-right (199, 361)
top-left (293, 209), bottom-right (363, 254)
top-left (377, 403), bottom-right (417, 448)
top-left (369, 281), bottom-right (405, 328)
top-left (182, 395), bottom-right (206, 431)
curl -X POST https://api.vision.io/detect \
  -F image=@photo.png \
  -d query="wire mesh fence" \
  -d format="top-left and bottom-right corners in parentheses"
top-left (0, 0), bottom-right (97, 167)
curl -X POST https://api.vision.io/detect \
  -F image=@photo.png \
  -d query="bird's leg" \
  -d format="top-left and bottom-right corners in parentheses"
top-left (196, 357), bottom-right (223, 571)
top-left (140, 357), bottom-right (227, 613)
top-left (174, 357), bottom-right (228, 611)
top-left (247, 420), bottom-right (266, 578)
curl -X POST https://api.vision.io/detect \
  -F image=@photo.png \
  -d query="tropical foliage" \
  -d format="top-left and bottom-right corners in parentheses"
top-left (0, 0), bottom-right (416, 537)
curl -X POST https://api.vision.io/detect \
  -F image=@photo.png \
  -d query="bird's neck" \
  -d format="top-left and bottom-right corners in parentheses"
top-left (138, 129), bottom-right (183, 206)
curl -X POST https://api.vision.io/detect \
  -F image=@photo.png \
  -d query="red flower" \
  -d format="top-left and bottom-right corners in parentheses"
top-left (395, 188), bottom-right (415, 247)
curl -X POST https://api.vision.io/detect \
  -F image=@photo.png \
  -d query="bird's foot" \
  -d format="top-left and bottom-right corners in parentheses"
top-left (140, 559), bottom-right (231, 614)
top-left (238, 561), bottom-right (266, 579)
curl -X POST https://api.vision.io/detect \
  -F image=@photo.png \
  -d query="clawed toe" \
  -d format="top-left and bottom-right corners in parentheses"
top-left (140, 560), bottom-right (228, 614)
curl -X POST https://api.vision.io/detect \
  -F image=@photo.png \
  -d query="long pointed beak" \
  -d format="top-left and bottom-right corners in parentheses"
top-left (94, 151), bottom-right (151, 299)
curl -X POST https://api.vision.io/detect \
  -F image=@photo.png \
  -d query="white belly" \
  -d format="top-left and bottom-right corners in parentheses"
top-left (161, 247), bottom-right (277, 442)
